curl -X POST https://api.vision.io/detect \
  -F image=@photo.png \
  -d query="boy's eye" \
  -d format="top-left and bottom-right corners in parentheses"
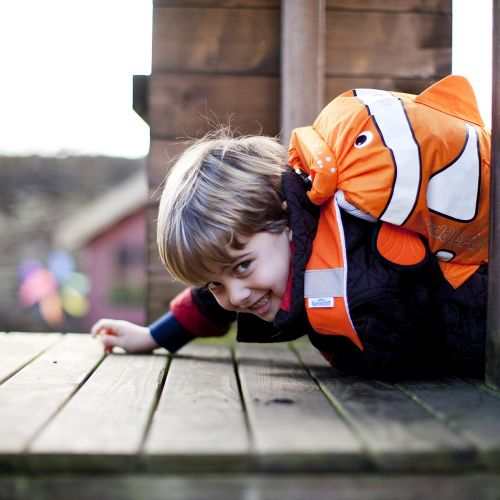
top-left (206, 281), bottom-right (221, 290)
top-left (234, 261), bottom-right (251, 274)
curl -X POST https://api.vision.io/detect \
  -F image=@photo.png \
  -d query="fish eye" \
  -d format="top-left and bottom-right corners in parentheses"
top-left (354, 131), bottom-right (373, 148)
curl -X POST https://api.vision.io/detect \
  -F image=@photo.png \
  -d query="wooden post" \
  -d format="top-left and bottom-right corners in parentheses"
top-left (486, 0), bottom-right (500, 389)
top-left (280, 0), bottom-right (325, 145)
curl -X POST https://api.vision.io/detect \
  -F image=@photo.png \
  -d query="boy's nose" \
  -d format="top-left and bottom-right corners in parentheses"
top-left (227, 281), bottom-right (251, 308)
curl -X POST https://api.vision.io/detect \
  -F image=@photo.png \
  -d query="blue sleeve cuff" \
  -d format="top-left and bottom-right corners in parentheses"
top-left (149, 311), bottom-right (195, 353)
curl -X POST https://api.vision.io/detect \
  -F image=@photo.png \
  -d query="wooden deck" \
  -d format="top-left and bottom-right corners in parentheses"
top-left (1, 332), bottom-right (500, 498)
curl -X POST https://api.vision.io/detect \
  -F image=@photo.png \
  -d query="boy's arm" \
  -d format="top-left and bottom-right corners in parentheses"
top-left (91, 287), bottom-right (236, 354)
top-left (149, 286), bottom-right (236, 352)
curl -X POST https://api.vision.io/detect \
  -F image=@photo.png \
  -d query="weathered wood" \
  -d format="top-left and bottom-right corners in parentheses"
top-left (326, 76), bottom-right (441, 102)
top-left (0, 334), bottom-right (103, 454)
top-left (149, 74), bottom-right (279, 139)
top-left (0, 332), bottom-right (61, 384)
top-left (326, 0), bottom-right (451, 13)
top-left (154, 0), bottom-right (450, 11)
top-left (296, 347), bottom-right (475, 471)
top-left (324, 10), bottom-right (451, 78)
top-left (145, 345), bottom-right (250, 471)
top-left (153, 8), bottom-right (279, 74)
top-left (154, 0), bottom-right (280, 7)
top-left (2, 335), bottom-right (500, 478)
top-left (146, 202), bottom-right (186, 323)
top-left (30, 349), bottom-right (167, 457)
top-left (2, 472), bottom-right (500, 500)
top-left (236, 345), bottom-right (367, 471)
top-left (148, 140), bottom-right (189, 191)
top-left (397, 378), bottom-right (500, 469)
top-left (281, 0), bottom-right (325, 143)
top-left (486, 0), bottom-right (500, 389)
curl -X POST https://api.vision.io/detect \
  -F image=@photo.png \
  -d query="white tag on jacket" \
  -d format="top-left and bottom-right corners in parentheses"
top-left (308, 297), bottom-right (334, 308)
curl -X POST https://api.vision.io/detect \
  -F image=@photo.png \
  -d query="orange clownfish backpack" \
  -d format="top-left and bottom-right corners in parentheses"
top-left (291, 75), bottom-right (490, 349)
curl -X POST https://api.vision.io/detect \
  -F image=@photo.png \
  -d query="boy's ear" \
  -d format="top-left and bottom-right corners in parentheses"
top-left (281, 201), bottom-right (288, 210)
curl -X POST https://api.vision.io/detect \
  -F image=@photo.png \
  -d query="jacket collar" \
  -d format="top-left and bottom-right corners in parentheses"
top-left (236, 168), bottom-right (319, 343)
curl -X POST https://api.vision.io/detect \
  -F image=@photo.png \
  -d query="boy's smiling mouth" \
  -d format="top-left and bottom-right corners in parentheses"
top-left (249, 292), bottom-right (272, 315)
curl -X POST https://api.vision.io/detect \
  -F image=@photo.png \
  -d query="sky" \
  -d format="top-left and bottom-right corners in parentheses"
top-left (452, 0), bottom-right (493, 127)
top-left (0, 0), bottom-right (152, 158)
top-left (0, 1), bottom-right (492, 158)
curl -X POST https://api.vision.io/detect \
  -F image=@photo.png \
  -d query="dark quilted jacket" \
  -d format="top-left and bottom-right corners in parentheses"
top-left (193, 169), bottom-right (487, 378)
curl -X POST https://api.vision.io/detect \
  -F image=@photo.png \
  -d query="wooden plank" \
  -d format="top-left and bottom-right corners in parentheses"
top-left (147, 269), bottom-right (186, 324)
top-left (281, 0), bottom-right (325, 143)
top-left (236, 345), bottom-right (367, 471)
top-left (146, 202), bottom-right (186, 323)
top-left (0, 334), bottom-right (103, 455)
top-left (145, 345), bottom-right (250, 471)
top-left (486, 0), bottom-right (500, 389)
top-left (29, 350), bottom-right (167, 459)
top-left (148, 139), bottom-right (189, 192)
top-left (149, 74), bottom-right (279, 138)
top-left (0, 332), bottom-right (61, 384)
top-left (324, 10), bottom-right (451, 78)
top-left (154, 0), bottom-right (450, 10)
top-left (326, 76), bottom-right (442, 103)
top-left (397, 378), bottom-right (500, 469)
top-left (153, 7), bottom-right (279, 74)
top-left (3, 472), bottom-right (500, 500)
top-left (154, 1), bottom-right (280, 7)
top-left (296, 346), bottom-right (476, 471)
top-left (326, 0), bottom-right (451, 12)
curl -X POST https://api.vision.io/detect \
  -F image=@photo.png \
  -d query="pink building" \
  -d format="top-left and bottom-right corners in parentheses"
top-left (55, 172), bottom-right (147, 330)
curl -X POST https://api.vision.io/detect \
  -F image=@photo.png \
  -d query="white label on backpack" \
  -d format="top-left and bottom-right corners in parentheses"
top-left (308, 297), bottom-right (334, 308)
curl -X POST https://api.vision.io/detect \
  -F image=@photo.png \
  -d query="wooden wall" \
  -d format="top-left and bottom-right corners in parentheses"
top-left (146, 0), bottom-right (452, 322)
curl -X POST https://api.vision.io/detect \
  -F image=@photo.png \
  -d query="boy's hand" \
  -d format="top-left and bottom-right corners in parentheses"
top-left (90, 319), bottom-right (159, 354)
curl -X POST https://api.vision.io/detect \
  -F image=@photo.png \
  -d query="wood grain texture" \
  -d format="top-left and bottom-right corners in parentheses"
top-left (296, 346), bottom-right (475, 471)
top-left (148, 140), bottom-right (189, 191)
top-left (4, 473), bottom-right (500, 500)
top-left (324, 10), bottom-right (451, 78)
top-left (0, 332), bottom-right (61, 384)
top-left (326, 0), bottom-right (451, 12)
top-left (153, 7), bottom-right (279, 74)
top-left (30, 350), bottom-right (167, 455)
top-left (149, 74), bottom-right (279, 138)
top-left (145, 345), bottom-right (249, 455)
top-left (154, 0), bottom-right (450, 11)
top-left (154, 0), bottom-right (280, 7)
top-left (486, 0), bottom-right (500, 389)
top-left (397, 378), bottom-right (500, 469)
top-left (0, 334), bottom-right (103, 453)
top-left (281, 0), bottom-right (325, 143)
top-left (325, 76), bottom-right (442, 102)
top-left (236, 345), bottom-right (367, 471)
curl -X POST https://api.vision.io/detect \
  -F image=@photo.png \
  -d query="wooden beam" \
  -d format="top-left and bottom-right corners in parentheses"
top-left (280, 0), bottom-right (325, 145)
top-left (486, 0), bottom-right (500, 389)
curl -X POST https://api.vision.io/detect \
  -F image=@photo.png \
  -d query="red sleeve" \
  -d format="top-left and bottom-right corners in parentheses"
top-left (170, 287), bottom-right (232, 338)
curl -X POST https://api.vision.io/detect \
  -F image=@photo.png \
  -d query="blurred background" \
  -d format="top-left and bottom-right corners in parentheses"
top-left (0, 0), bottom-right (492, 333)
top-left (0, 0), bottom-right (151, 332)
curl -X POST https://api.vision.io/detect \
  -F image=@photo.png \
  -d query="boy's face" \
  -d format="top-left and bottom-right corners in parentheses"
top-left (205, 229), bottom-right (292, 322)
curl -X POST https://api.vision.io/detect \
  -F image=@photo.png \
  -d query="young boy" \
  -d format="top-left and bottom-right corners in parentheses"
top-left (92, 128), bottom-right (487, 378)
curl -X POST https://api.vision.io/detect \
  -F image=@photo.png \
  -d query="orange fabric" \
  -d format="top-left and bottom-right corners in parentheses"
top-left (289, 75), bottom-right (491, 289)
top-left (305, 197), bottom-right (363, 350)
top-left (376, 222), bottom-right (427, 267)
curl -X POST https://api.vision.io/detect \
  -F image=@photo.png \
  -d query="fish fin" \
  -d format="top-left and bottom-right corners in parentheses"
top-left (374, 222), bottom-right (428, 269)
top-left (414, 75), bottom-right (484, 127)
top-left (438, 261), bottom-right (480, 289)
top-left (289, 126), bottom-right (338, 206)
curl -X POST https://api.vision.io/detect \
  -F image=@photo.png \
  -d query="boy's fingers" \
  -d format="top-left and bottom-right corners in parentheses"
top-left (90, 319), bottom-right (107, 337)
top-left (102, 334), bottom-right (121, 348)
top-left (91, 320), bottom-right (119, 338)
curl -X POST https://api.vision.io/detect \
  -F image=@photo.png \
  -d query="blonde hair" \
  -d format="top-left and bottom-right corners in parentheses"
top-left (157, 130), bottom-right (289, 285)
